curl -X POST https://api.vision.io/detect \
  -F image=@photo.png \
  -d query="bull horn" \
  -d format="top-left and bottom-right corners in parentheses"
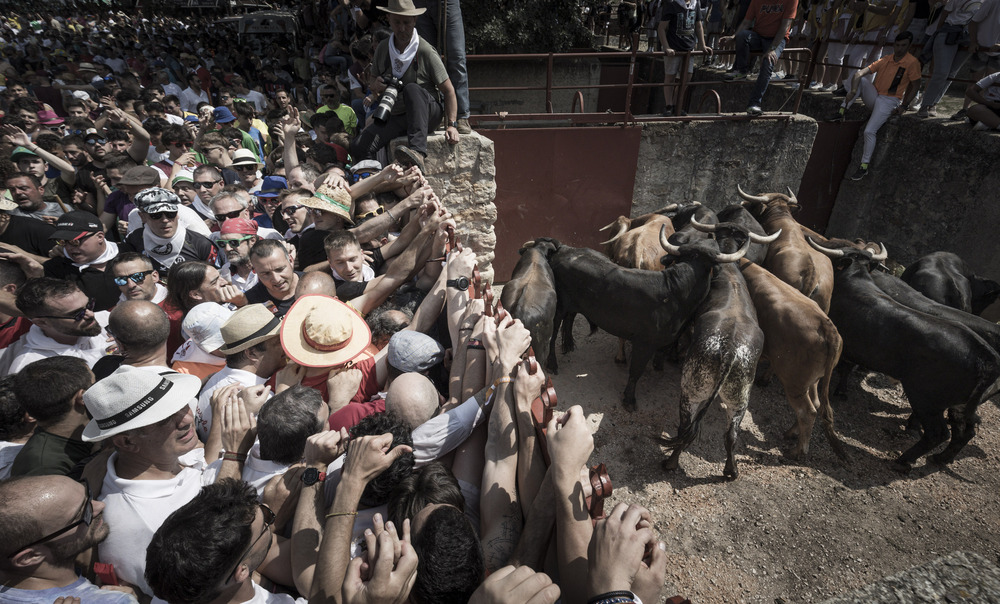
top-left (737, 184), bottom-right (769, 204)
top-left (654, 203), bottom-right (680, 214)
top-left (748, 229), bottom-right (781, 244)
top-left (521, 240), bottom-right (536, 249)
top-left (690, 216), bottom-right (717, 233)
top-left (871, 243), bottom-right (888, 262)
top-left (659, 224), bottom-right (682, 256)
top-left (599, 218), bottom-right (629, 245)
top-left (786, 186), bottom-right (799, 205)
top-left (715, 237), bottom-right (751, 263)
top-left (806, 236), bottom-right (845, 258)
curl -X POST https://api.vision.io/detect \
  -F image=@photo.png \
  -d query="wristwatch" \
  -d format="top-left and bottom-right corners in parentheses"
top-left (449, 120), bottom-right (459, 128)
top-left (301, 467), bottom-right (327, 486)
top-left (447, 276), bottom-right (470, 291)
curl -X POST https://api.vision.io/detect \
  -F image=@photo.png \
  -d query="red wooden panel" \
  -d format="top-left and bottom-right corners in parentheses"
top-left (482, 126), bottom-right (641, 282)
top-left (796, 121), bottom-right (863, 233)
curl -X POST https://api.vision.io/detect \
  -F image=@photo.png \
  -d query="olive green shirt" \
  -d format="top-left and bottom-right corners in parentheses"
top-left (9, 429), bottom-right (96, 479)
top-left (372, 35), bottom-right (450, 116)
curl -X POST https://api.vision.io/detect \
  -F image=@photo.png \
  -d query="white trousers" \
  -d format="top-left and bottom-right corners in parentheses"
top-left (845, 78), bottom-right (901, 164)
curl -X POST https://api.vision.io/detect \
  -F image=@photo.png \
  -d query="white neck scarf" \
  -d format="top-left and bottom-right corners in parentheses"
top-left (143, 226), bottom-right (187, 268)
top-left (69, 240), bottom-right (119, 270)
top-left (388, 33), bottom-right (419, 79)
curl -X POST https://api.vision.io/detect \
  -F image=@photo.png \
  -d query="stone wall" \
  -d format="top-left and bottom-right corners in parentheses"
top-left (398, 133), bottom-right (498, 283)
top-left (468, 57), bottom-right (602, 116)
top-left (631, 115), bottom-right (819, 216)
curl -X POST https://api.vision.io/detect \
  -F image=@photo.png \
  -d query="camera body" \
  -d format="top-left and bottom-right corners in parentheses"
top-left (372, 75), bottom-right (404, 123)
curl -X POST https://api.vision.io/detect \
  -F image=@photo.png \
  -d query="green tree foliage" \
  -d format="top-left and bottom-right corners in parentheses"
top-left (463, 0), bottom-right (595, 53)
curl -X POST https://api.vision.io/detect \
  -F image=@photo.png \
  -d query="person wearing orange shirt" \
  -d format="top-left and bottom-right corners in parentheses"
top-left (721, 0), bottom-right (798, 115)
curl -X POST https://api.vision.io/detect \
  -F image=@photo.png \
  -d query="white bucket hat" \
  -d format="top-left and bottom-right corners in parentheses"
top-left (82, 366), bottom-right (202, 441)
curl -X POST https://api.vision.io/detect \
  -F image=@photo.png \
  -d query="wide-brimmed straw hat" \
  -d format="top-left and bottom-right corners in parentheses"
top-left (300, 184), bottom-right (354, 225)
top-left (281, 295), bottom-right (371, 368)
top-left (219, 304), bottom-right (282, 354)
top-left (82, 366), bottom-right (201, 441)
top-left (378, 0), bottom-right (426, 16)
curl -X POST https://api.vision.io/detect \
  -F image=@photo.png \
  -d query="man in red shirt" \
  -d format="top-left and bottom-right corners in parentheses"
top-left (826, 32), bottom-right (922, 181)
top-left (721, 0), bottom-right (797, 116)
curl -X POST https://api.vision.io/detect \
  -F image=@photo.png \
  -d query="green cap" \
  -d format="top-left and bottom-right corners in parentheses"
top-left (10, 146), bottom-right (38, 161)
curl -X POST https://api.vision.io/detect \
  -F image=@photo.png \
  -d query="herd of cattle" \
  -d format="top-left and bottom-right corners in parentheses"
top-left (500, 186), bottom-right (1000, 479)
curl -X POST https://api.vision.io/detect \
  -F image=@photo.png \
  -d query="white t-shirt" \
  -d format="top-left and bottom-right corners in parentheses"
top-left (977, 71), bottom-right (1000, 101)
top-left (0, 311), bottom-right (112, 375)
top-left (98, 448), bottom-right (214, 598)
top-left (196, 367), bottom-right (268, 441)
top-left (243, 581), bottom-right (307, 604)
top-left (241, 90), bottom-right (268, 113)
top-left (219, 263), bottom-right (260, 293)
top-left (0, 441), bottom-right (24, 480)
top-left (179, 86), bottom-right (210, 113)
top-left (206, 441), bottom-right (288, 496)
top-left (972, 0), bottom-right (1000, 52)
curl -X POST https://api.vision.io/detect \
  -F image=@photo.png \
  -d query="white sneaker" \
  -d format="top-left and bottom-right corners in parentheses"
top-left (822, 84), bottom-right (838, 92)
top-left (772, 70), bottom-right (785, 80)
top-left (809, 81), bottom-right (823, 90)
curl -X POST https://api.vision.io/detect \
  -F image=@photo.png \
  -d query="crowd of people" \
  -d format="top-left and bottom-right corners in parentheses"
top-left (0, 5), bottom-right (682, 604)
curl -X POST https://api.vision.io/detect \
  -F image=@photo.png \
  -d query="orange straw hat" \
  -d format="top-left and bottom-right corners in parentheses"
top-left (280, 295), bottom-right (371, 368)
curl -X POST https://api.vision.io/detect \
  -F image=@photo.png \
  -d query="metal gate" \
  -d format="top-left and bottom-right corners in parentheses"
top-left (483, 126), bottom-right (642, 281)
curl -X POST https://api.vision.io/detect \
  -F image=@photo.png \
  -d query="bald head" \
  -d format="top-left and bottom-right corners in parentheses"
top-left (385, 373), bottom-right (440, 430)
top-left (108, 300), bottom-right (170, 355)
top-left (296, 271), bottom-right (338, 297)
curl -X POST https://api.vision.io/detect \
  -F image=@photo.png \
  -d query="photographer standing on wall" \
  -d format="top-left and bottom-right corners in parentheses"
top-left (349, 0), bottom-right (462, 173)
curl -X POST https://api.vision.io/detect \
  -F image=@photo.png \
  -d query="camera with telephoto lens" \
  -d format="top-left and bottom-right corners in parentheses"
top-left (372, 75), bottom-right (403, 124)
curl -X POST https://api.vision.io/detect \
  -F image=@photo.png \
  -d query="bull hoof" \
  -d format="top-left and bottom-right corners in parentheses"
top-left (723, 464), bottom-right (739, 481)
top-left (622, 399), bottom-right (637, 413)
top-left (614, 356), bottom-right (627, 365)
top-left (662, 458), bottom-right (680, 472)
top-left (783, 425), bottom-right (799, 441)
top-left (891, 459), bottom-right (912, 473)
top-left (929, 452), bottom-right (953, 466)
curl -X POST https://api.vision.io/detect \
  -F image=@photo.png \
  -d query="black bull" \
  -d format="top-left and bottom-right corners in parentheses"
top-left (538, 232), bottom-right (751, 411)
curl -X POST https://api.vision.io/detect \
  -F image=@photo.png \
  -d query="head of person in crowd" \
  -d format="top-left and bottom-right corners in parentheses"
top-left (185, 71), bottom-right (203, 93)
top-left (275, 88), bottom-right (292, 109)
top-left (217, 87), bottom-right (236, 109)
top-left (166, 261), bottom-right (227, 313)
top-left (163, 95), bottom-right (184, 118)
top-left (182, 302), bottom-right (233, 359)
top-left (367, 306), bottom-right (412, 350)
top-left (349, 160), bottom-right (382, 186)
top-left (349, 410), bottom-right (415, 507)
top-left (106, 129), bottom-right (131, 154)
top-left (0, 476), bottom-right (110, 583)
top-left (64, 100), bottom-right (90, 120)
top-left (103, 154), bottom-right (141, 192)
top-left (145, 100), bottom-right (169, 121)
top-left (294, 271), bottom-right (338, 298)
top-left (108, 300), bottom-right (171, 364)
top-left (119, 165), bottom-right (161, 202)
top-left (171, 173), bottom-right (198, 205)
top-left (111, 253), bottom-right (162, 302)
top-left (304, 184), bottom-right (353, 232)
top-left (11, 146), bottom-right (48, 181)
top-left (218, 303), bottom-right (285, 378)
top-left (60, 136), bottom-right (89, 168)
top-left (256, 175), bottom-right (287, 218)
top-left (230, 149), bottom-right (261, 189)
top-left (12, 356), bottom-right (93, 434)
top-left (49, 211), bottom-right (107, 267)
top-left (387, 460), bottom-right (465, 531)
top-left (197, 132), bottom-right (232, 169)
top-left (145, 479), bottom-right (272, 604)
top-left (257, 384), bottom-right (329, 465)
top-left (0, 375), bottom-right (34, 446)
top-left (212, 106), bottom-right (239, 129)
top-left (217, 218), bottom-right (259, 267)
top-left (278, 188), bottom-right (314, 234)
top-left (16, 278), bottom-right (102, 342)
top-left (280, 294), bottom-right (371, 368)
top-left (9, 97), bottom-right (40, 133)
top-left (210, 191), bottom-right (250, 225)
top-left (324, 229), bottom-right (367, 282)
top-left (286, 164), bottom-right (320, 192)
top-left (385, 370), bottom-right (443, 430)
top-left (249, 239), bottom-right (299, 302)
top-left (83, 128), bottom-right (109, 163)
top-left (161, 124), bottom-right (194, 161)
top-left (220, 126), bottom-right (245, 155)
top-left (5, 172), bottom-right (47, 214)
top-left (232, 100), bottom-right (256, 133)
top-left (193, 165), bottom-right (224, 202)
top-left (410, 503), bottom-right (485, 604)
top-left (136, 187), bottom-right (182, 239)
top-left (144, 116), bottom-right (170, 150)
top-left (80, 367), bottom-right (201, 474)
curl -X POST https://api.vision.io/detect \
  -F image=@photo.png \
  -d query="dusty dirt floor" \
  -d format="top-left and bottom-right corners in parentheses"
top-left (546, 319), bottom-right (1000, 604)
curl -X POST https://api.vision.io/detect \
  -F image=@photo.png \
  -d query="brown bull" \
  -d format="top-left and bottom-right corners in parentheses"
top-left (599, 203), bottom-right (683, 363)
top-left (738, 259), bottom-right (847, 460)
top-left (738, 186), bottom-right (834, 313)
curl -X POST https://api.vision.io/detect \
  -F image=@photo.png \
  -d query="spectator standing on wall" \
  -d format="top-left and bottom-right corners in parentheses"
top-left (659, 0), bottom-right (712, 115)
top-left (950, 0), bottom-right (1000, 119)
top-left (917, 0), bottom-right (984, 118)
top-left (721, 0), bottom-right (798, 115)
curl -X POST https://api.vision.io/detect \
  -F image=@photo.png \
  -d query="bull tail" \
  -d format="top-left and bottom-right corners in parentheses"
top-left (586, 319), bottom-right (599, 336)
top-left (660, 362), bottom-right (730, 450)
top-left (819, 332), bottom-right (849, 461)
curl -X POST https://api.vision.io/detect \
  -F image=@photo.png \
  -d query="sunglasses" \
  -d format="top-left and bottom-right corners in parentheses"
top-left (217, 235), bottom-right (253, 249)
top-left (148, 211), bottom-right (178, 220)
top-left (355, 206), bottom-right (385, 221)
top-left (195, 180), bottom-right (221, 189)
top-left (114, 270), bottom-right (154, 286)
top-left (350, 170), bottom-right (376, 183)
top-left (56, 231), bottom-right (98, 248)
top-left (85, 138), bottom-right (107, 145)
top-left (34, 297), bottom-right (95, 321)
top-left (9, 481), bottom-right (93, 557)
top-left (214, 209), bottom-right (243, 222)
top-left (280, 204), bottom-right (305, 216)
top-left (233, 164), bottom-right (257, 172)
top-left (225, 503), bottom-right (275, 583)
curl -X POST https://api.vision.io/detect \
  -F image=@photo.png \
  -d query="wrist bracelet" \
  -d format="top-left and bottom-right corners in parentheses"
top-left (467, 338), bottom-right (485, 350)
top-left (385, 207), bottom-right (397, 222)
top-left (326, 511), bottom-right (358, 519)
top-left (588, 591), bottom-right (641, 604)
top-left (222, 451), bottom-right (247, 462)
top-left (459, 327), bottom-right (474, 332)
top-left (493, 376), bottom-right (512, 388)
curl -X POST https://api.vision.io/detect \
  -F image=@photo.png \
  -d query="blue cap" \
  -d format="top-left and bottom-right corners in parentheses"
top-left (256, 175), bottom-right (287, 198)
top-left (212, 106), bottom-right (237, 124)
top-left (184, 115), bottom-right (199, 123)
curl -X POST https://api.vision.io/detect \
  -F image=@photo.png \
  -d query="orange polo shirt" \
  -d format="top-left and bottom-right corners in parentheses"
top-left (868, 53), bottom-right (922, 99)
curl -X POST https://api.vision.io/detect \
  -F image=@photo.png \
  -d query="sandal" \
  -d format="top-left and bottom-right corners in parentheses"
top-left (587, 463), bottom-right (612, 522)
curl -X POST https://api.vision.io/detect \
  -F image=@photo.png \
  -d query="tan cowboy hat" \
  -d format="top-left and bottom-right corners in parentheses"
top-left (378, 0), bottom-right (426, 16)
top-left (219, 304), bottom-right (282, 354)
top-left (82, 366), bottom-right (202, 442)
top-left (300, 184), bottom-right (354, 225)
top-left (281, 295), bottom-right (371, 368)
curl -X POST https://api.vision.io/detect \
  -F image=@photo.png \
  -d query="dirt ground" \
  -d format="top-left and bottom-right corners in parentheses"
top-left (547, 319), bottom-right (1000, 604)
